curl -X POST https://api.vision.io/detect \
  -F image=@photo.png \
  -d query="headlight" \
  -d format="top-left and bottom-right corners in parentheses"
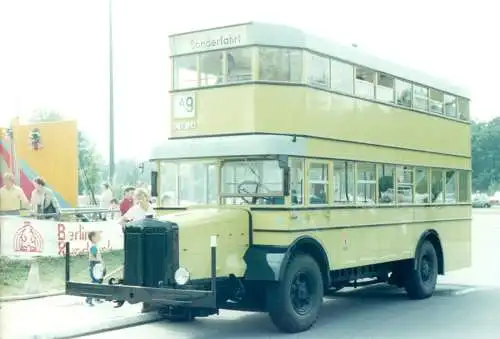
top-left (174, 267), bottom-right (190, 285)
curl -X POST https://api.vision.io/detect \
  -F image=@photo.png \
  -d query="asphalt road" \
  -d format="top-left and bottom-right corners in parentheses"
top-left (83, 207), bottom-right (500, 339)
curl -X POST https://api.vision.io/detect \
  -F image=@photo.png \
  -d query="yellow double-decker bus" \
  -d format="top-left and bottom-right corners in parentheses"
top-left (66, 22), bottom-right (472, 333)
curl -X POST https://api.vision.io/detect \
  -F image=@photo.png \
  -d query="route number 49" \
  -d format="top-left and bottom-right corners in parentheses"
top-left (173, 93), bottom-right (196, 118)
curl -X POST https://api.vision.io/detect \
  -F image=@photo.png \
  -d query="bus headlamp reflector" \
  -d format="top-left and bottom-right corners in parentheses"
top-left (174, 267), bottom-right (190, 285)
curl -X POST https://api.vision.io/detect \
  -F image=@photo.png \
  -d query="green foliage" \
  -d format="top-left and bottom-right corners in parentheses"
top-left (471, 117), bottom-right (500, 193)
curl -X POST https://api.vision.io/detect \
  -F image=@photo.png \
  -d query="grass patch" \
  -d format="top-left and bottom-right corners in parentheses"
top-left (0, 250), bottom-right (124, 297)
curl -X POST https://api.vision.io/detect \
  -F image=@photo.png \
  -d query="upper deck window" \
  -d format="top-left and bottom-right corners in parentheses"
top-left (173, 55), bottom-right (198, 89)
top-left (376, 73), bottom-right (395, 103)
top-left (226, 48), bottom-right (252, 83)
top-left (355, 67), bottom-right (375, 99)
top-left (444, 94), bottom-right (457, 118)
top-left (259, 47), bottom-right (302, 82)
top-left (457, 97), bottom-right (470, 120)
top-left (330, 59), bottom-right (354, 94)
top-left (412, 84), bottom-right (429, 111)
top-left (395, 79), bottom-right (412, 108)
top-left (306, 52), bottom-right (330, 88)
top-left (429, 89), bottom-right (444, 114)
top-left (200, 51), bottom-right (222, 86)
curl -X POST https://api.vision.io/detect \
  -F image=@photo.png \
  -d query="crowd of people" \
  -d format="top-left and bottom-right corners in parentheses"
top-left (0, 172), bottom-right (61, 216)
top-left (0, 172), bottom-right (155, 223)
top-left (99, 184), bottom-right (155, 224)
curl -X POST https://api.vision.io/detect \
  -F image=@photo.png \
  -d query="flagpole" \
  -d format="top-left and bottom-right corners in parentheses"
top-left (108, 0), bottom-right (115, 185)
top-left (8, 124), bottom-right (20, 186)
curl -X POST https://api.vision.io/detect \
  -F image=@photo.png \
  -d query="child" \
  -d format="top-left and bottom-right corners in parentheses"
top-left (108, 198), bottom-right (119, 220)
top-left (85, 231), bottom-right (106, 306)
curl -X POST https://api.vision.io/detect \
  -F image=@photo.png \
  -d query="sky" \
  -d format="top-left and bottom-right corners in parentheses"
top-left (0, 0), bottom-right (498, 161)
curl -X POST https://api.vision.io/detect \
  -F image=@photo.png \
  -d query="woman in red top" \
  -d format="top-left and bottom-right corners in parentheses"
top-left (119, 186), bottom-right (135, 216)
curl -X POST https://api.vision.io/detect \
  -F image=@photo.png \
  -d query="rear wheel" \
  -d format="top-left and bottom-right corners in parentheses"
top-left (267, 254), bottom-right (324, 333)
top-left (404, 240), bottom-right (438, 300)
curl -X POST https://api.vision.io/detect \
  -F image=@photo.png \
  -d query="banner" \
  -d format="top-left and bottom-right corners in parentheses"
top-left (0, 216), bottom-right (123, 258)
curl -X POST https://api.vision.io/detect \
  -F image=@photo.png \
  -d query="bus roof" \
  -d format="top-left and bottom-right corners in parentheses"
top-left (150, 135), bottom-right (307, 161)
top-left (169, 22), bottom-right (469, 98)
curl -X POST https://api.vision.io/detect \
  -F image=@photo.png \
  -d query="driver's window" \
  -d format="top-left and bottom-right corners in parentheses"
top-left (290, 158), bottom-right (304, 205)
top-left (309, 162), bottom-right (329, 205)
top-left (220, 159), bottom-right (284, 205)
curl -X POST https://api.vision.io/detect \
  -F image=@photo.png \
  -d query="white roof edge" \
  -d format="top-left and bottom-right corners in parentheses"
top-left (150, 135), bottom-right (308, 160)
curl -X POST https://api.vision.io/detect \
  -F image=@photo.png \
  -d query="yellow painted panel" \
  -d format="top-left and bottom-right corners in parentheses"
top-left (171, 85), bottom-right (471, 158)
top-left (12, 120), bottom-right (78, 207)
top-left (164, 207), bottom-right (249, 280)
top-left (251, 205), bottom-right (471, 272)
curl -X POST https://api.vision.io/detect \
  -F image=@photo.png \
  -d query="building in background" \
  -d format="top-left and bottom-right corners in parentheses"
top-left (0, 118), bottom-right (78, 207)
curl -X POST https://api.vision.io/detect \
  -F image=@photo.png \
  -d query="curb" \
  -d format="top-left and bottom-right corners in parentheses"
top-left (0, 269), bottom-right (122, 303)
top-left (49, 313), bottom-right (163, 338)
top-left (0, 291), bottom-right (64, 303)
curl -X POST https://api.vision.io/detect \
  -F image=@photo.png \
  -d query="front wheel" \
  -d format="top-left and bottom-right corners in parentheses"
top-left (267, 254), bottom-right (324, 333)
top-left (404, 240), bottom-right (438, 300)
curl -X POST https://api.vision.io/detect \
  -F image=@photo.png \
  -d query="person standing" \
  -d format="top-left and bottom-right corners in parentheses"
top-left (30, 177), bottom-right (60, 218)
top-left (0, 172), bottom-right (29, 214)
top-left (85, 231), bottom-right (106, 306)
top-left (119, 188), bottom-right (154, 225)
top-left (100, 183), bottom-right (113, 209)
top-left (119, 186), bottom-right (135, 216)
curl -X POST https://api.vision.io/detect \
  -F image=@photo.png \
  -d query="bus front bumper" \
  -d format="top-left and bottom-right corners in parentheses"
top-left (63, 240), bottom-right (218, 309)
top-left (65, 281), bottom-right (216, 308)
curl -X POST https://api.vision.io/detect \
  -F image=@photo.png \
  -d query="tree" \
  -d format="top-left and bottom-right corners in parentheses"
top-left (28, 109), bottom-right (104, 200)
top-left (471, 117), bottom-right (500, 193)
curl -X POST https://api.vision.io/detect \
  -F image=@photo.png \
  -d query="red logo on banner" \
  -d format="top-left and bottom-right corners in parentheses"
top-left (13, 221), bottom-right (44, 253)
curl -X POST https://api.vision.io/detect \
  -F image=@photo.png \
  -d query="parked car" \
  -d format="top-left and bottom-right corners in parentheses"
top-left (488, 191), bottom-right (500, 205)
top-left (472, 193), bottom-right (491, 208)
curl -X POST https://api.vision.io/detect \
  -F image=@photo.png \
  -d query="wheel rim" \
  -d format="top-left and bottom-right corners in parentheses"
top-left (420, 254), bottom-right (434, 283)
top-left (290, 272), bottom-right (313, 315)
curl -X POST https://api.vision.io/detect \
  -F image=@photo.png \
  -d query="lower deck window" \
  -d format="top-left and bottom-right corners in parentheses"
top-left (309, 163), bottom-right (329, 204)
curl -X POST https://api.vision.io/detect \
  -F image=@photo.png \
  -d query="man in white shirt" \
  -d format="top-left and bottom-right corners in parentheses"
top-left (100, 183), bottom-right (113, 209)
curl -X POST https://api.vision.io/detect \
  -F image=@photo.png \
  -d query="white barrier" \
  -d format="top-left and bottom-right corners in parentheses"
top-left (0, 216), bottom-right (124, 258)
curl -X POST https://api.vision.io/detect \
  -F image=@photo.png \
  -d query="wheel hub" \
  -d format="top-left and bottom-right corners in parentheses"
top-left (290, 273), bottom-right (313, 315)
top-left (420, 256), bottom-right (432, 282)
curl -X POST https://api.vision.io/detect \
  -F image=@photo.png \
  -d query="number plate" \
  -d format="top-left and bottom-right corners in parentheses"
top-left (173, 93), bottom-right (196, 118)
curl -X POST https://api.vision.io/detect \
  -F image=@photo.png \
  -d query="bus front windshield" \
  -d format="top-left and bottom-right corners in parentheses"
top-left (158, 159), bottom-right (284, 206)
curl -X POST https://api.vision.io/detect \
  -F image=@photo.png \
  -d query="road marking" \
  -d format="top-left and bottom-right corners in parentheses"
top-left (452, 287), bottom-right (478, 296)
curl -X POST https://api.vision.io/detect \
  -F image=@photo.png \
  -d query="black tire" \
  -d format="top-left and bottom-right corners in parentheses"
top-left (267, 254), bottom-right (324, 333)
top-left (404, 240), bottom-right (438, 300)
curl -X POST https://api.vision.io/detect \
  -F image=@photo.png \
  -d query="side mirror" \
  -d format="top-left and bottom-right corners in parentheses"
top-left (151, 170), bottom-right (158, 198)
